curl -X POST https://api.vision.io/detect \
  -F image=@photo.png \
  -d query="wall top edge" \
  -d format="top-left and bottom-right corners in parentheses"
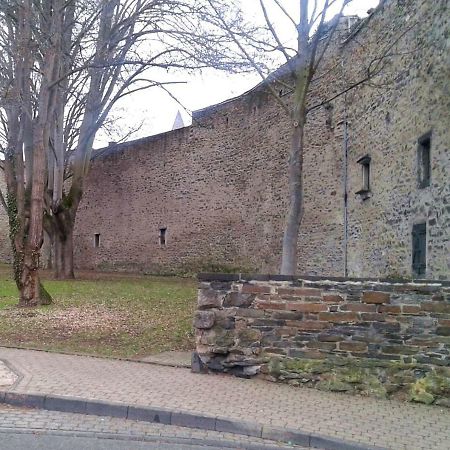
top-left (197, 272), bottom-right (450, 286)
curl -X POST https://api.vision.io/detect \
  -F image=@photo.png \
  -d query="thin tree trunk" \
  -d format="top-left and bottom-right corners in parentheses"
top-left (280, 122), bottom-right (305, 275)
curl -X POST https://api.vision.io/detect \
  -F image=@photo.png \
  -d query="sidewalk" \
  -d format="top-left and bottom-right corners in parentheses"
top-left (0, 347), bottom-right (449, 450)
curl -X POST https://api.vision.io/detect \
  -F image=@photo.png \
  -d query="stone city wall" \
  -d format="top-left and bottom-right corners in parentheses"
top-left (73, 0), bottom-right (450, 279)
top-left (193, 274), bottom-right (450, 405)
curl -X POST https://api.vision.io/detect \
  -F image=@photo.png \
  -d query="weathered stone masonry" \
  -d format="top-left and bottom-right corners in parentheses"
top-left (70, 0), bottom-right (449, 279)
top-left (194, 274), bottom-right (450, 404)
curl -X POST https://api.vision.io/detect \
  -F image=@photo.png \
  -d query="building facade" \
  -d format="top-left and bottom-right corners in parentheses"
top-left (1, 0), bottom-right (449, 279)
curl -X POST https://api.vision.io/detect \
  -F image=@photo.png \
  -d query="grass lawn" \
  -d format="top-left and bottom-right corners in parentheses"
top-left (0, 264), bottom-right (197, 359)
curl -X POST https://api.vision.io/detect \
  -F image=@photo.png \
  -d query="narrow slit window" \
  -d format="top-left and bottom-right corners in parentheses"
top-left (412, 223), bottom-right (426, 276)
top-left (159, 228), bottom-right (167, 246)
top-left (94, 233), bottom-right (100, 248)
top-left (356, 155), bottom-right (371, 198)
top-left (417, 132), bottom-right (431, 188)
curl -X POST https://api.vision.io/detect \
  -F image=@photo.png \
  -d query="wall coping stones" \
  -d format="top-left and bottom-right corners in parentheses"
top-left (198, 272), bottom-right (450, 287)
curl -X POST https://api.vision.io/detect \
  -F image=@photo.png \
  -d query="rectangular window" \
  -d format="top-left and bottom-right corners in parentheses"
top-left (356, 155), bottom-right (371, 198)
top-left (94, 233), bottom-right (100, 248)
top-left (417, 132), bottom-right (431, 188)
top-left (412, 223), bottom-right (426, 276)
top-left (159, 228), bottom-right (167, 246)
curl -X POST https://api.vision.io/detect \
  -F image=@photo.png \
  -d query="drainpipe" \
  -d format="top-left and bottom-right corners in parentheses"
top-left (343, 116), bottom-right (349, 278)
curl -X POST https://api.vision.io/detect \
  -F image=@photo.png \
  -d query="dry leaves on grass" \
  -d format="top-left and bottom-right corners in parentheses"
top-left (1, 305), bottom-right (143, 337)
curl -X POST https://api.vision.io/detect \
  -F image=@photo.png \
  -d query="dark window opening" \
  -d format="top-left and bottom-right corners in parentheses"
top-left (412, 223), bottom-right (426, 276)
top-left (356, 155), bottom-right (371, 198)
top-left (417, 132), bottom-right (431, 188)
top-left (94, 233), bottom-right (100, 248)
top-left (159, 228), bottom-right (167, 246)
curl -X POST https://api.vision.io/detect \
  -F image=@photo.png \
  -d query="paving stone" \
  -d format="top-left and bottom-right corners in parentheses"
top-left (0, 347), bottom-right (449, 450)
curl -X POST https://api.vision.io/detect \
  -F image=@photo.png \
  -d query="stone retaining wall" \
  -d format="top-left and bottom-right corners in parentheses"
top-left (193, 274), bottom-right (450, 406)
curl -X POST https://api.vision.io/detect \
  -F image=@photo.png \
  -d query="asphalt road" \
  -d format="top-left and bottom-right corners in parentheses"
top-left (0, 405), bottom-right (306, 450)
top-left (0, 431), bottom-right (248, 449)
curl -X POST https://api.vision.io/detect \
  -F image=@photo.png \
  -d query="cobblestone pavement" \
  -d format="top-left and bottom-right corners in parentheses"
top-left (0, 404), bottom-right (304, 449)
top-left (0, 360), bottom-right (18, 387)
top-left (1, 347), bottom-right (449, 450)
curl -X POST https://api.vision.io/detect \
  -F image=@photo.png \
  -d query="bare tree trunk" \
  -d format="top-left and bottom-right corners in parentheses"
top-left (52, 208), bottom-right (76, 279)
top-left (54, 229), bottom-right (75, 279)
top-left (280, 121), bottom-right (305, 275)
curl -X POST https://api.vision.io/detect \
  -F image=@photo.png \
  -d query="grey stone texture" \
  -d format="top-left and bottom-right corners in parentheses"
top-left (194, 276), bottom-right (450, 404)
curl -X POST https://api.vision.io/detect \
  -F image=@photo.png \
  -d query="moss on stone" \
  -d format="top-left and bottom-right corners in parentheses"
top-left (317, 379), bottom-right (353, 392)
top-left (339, 367), bottom-right (367, 384)
top-left (409, 371), bottom-right (450, 405)
top-left (283, 358), bottom-right (331, 374)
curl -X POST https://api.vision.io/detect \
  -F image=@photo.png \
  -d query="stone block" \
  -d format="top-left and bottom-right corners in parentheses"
top-left (402, 305), bottom-right (422, 314)
top-left (191, 352), bottom-right (209, 373)
top-left (360, 313), bottom-right (386, 322)
top-left (86, 401), bottom-right (128, 418)
top-left (255, 300), bottom-right (286, 310)
top-left (322, 294), bottom-right (345, 303)
top-left (262, 426), bottom-right (310, 446)
top-left (436, 326), bottom-right (450, 336)
top-left (340, 303), bottom-right (377, 312)
top-left (236, 328), bottom-right (262, 346)
top-left (235, 309), bottom-right (265, 318)
top-left (44, 395), bottom-right (87, 414)
top-left (276, 326), bottom-right (298, 336)
top-left (127, 406), bottom-right (171, 424)
top-left (339, 341), bottom-right (367, 352)
top-left (215, 417), bottom-right (262, 437)
top-left (421, 302), bottom-right (450, 313)
top-left (378, 305), bottom-right (401, 314)
top-left (214, 310), bottom-right (236, 329)
top-left (241, 284), bottom-right (271, 294)
top-left (319, 312), bottom-right (360, 323)
top-left (286, 320), bottom-right (330, 330)
top-left (373, 322), bottom-right (401, 333)
top-left (193, 310), bottom-right (215, 329)
top-left (318, 332), bottom-right (345, 342)
top-left (271, 311), bottom-right (303, 320)
top-left (4, 393), bottom-right (45, 409)
top-left (277, 287), bottom-right (322, 298)
top-left (198, 289), bottom-right (224, 309)
top-left (171, 412), bottom-right (216, 430)
top-left (362, 291), bottom-right (391, 304)
top-left (306, 341), bottom-right (337, 351)
top-left (223, 292), bottom-right (255, 308)
top-left (381, 345), bottom-right (419, 355)
top-left (286, 303), bottom-right (328, 312)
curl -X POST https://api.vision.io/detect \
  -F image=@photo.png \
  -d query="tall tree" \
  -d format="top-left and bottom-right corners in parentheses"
top-left (207, 0), bottom-right (356, 275)
top-left (0, 0), bottom-right (64, 305)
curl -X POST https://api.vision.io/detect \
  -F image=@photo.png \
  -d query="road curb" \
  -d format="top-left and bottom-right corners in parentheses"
top-left (0, 390), bottom-right (386, 450)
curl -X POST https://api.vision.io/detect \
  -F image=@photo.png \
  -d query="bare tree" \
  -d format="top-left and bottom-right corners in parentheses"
top-left (0, 0), bottom-right (64, 305)
top-left (0, 0), bottom-right (261, 304)
top-left (207, 0), bottom-right (418, 275)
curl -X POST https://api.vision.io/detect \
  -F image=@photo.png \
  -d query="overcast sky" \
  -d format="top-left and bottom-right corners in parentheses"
top-left (97, 0), bottom-right (380, 146)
